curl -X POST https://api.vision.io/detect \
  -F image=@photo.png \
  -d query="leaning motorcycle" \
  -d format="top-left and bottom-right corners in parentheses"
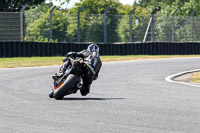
top-left (49, 56), bottom-right (89, 100)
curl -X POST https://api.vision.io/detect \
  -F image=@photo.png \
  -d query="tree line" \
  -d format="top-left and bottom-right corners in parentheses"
top-left (2, 0), bottom-right (200, 15)
top-left (2, 0), bottom-right (200, 42)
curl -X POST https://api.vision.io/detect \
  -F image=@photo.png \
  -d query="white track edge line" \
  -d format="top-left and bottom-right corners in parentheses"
top-left (165, 69), bottom-right (200, 88)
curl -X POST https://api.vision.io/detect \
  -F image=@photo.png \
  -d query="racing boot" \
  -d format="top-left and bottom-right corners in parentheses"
top-left (71, 83), bottom-right (83, 94)
top-left (80, 85), bottom-right (90, 96)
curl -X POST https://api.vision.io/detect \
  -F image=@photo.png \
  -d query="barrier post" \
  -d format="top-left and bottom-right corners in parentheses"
top-left (77, 6), bottom-right (85, 42)
top-left (129, 8), bottom-right (136, 42)
top-left (172, 9), bottom-right (178, 42)
top-left (190, 9), bottom-right (196, 41)
top-left (49, 6), bottom-right (56, 40)
top-left (104, 7), bottom-right (110, 43)
top-left (20, 4), bottom-right (28, 41)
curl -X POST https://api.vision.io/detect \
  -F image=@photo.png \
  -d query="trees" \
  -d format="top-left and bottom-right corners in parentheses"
top-left (138, 0), bottom-right (199, 16)
top-left (24, 0), bottom-right (152, 42)
top-left (117, 6), bottom-right (150, 42)
top-left (22, 0), bottom-right (200, 42)
top-left (136, 0), bottom-right (200, 42)
top-left (0, 0), bottom-right (45, 11)
top-left (68, 0), bottom-right (121, 14)
top-left (25, 2), bottom-right (69, 42)
top-left (66, 0), bottom-right (124, 42)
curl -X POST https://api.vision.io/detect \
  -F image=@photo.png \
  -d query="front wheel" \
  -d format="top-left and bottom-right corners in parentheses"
top-left (53, 74), bottom-right (77, 100)
top-left (49, 90), bottom-right (54, 98)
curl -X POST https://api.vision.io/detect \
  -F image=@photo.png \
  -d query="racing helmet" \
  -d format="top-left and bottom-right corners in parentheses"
top-left (87, 44), bottom-right (99, 53)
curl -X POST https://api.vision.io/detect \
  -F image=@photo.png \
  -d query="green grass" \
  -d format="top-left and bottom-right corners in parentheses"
top-left (190, 72), bottom-right (200, 84)
top-left (1, 55), bottom-right (200, 68)
top-left (0, 57), bottom-right (63, 68)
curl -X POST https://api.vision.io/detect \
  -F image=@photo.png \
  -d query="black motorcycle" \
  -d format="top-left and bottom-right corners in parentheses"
top-left (49, 57), bottom-right (89, 100)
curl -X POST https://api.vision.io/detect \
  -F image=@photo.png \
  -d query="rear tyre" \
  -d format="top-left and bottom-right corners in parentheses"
top-left (53, 74), bottom-right (77, 100)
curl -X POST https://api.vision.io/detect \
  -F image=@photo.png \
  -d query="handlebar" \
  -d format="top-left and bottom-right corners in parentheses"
top-left (68, 56), bottom-right (85, 63)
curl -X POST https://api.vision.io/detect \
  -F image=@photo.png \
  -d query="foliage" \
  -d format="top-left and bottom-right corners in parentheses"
top-left (117, 6), bottom-right (150, 42)
top-left (66, 0), bottom-right (125, 42)
top-left (68, 0), bottom-right (122, 14)
top-left (136, 0), bottom-right (200, 42)
top-left (24, 3), bottom-right (68, 42)
top-left (22, 0), bottom-right (200, 42)
top-left (138, 0), bottom-right (200, 16)
top-left (0, 0), bottom-right (45, 12)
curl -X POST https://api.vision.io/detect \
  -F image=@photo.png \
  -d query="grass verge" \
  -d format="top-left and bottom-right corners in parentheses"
top-left (190, 72), bottom-right (200, 84)
top-left (1, 55), bottom-right (200, 68)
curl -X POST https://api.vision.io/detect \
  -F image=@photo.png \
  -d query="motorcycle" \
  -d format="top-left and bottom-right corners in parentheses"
top-left (49, 56), bottom-right (89, 100)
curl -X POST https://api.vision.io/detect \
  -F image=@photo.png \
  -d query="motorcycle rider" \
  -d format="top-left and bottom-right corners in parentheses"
top-left (60, 43), bottom-right (102, 96)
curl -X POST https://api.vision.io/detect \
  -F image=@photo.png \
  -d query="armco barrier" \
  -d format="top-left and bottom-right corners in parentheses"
top-left (1, 41), bottom-right (200, 57)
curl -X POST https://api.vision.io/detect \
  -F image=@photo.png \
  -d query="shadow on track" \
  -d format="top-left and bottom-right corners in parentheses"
top-left (62, 97), bottom-right (126, 101)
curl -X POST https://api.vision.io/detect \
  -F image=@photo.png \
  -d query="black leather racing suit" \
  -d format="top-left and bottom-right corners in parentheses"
top-left (64, 49), bottom-right (102, 96)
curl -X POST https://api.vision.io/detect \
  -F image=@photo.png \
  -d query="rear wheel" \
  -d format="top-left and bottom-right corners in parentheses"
top-left (53, 74), bottom-right (77, 100)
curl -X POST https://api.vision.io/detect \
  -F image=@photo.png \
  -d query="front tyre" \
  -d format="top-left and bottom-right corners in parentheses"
top-left (53, 74), bottom-right (77, 100)
top-left (49, 90), bottom-right (54, 98)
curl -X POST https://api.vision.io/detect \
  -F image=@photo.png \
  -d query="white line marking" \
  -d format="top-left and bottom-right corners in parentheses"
top-left (165, 69), bottom-right (200, 88)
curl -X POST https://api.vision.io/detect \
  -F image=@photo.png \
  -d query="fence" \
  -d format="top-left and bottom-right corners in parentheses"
top-left (1, 10), bottom-right (200, 43)
top-left (0, 12), bottom-right (21, 41)
top-left (1, 41), bottom-right (200, 57)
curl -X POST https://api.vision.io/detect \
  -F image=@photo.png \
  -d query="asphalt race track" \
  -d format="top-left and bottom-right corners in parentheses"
top-left (0, 57), bottom-right (200, 133)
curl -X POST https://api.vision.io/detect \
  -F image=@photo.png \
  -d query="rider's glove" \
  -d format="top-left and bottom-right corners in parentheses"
top-left (63, 57), bottom-right (68, 62)
top-left (66, 52), bottom-right (77, 57)
top-left (66, 52), bottom-right (73, 57)
top-left (94, 76), bottom-right (98, 80)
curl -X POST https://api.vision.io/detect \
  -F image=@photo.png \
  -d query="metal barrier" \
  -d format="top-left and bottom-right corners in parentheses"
top-left (2, 9), bottom-right (200, 43)
top-left (1, 41), bottom-right (200, 57)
